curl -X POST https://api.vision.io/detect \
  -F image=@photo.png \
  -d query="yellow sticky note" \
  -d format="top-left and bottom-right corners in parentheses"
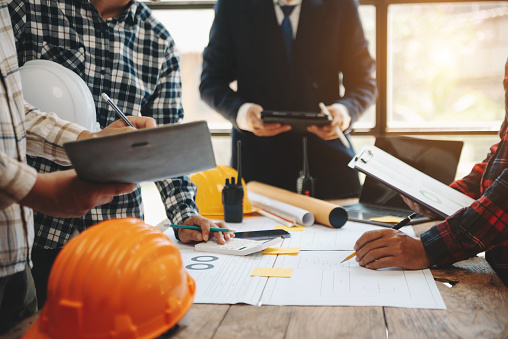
top-left (369, 216), bottom-right (403, 224)
top-left (251, 267), bottom-right (293, 278)
top-left (274, 225), bottom-right (305, 232)
top-left (262, 247), bottom-right (301, 255)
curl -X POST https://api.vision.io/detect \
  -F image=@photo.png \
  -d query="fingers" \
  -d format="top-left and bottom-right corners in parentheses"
top-left (127, 116), bottom-right (157, 129)
top-left (252, 122), bottom-right (291, 137)
top-left (180, 215), bottom-right (234, 244)
top-left (307, 125), bottom-right (342, 140)
top-left (178, 229), bottom-right (204, 243)
top-left (353, 229), bottom-right (432, 270)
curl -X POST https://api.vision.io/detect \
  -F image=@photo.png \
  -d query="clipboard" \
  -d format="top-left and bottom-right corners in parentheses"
top-left (64, 121), bottom-right (216, 183)
top-left (348, 145), bottom-right (475, 218)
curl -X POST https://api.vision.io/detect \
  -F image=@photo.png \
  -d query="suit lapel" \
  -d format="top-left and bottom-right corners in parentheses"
top-left (293, 0), bottom-right (323, 66)
top-left (250, 0), bottom-right (289, 78)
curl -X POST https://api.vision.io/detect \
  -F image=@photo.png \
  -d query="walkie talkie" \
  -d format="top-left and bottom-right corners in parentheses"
top-left (296, 137), bottom-right (315, 197)
top-left (223, 140), bottom-right (244, 222)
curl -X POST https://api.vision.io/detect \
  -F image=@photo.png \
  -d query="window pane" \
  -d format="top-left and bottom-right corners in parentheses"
top-left (356, 5), bottom-right (376, 129)
top-left (388, 2), bottom-right (508, 130)
top-left (151, 9), bottom-right (231, 129)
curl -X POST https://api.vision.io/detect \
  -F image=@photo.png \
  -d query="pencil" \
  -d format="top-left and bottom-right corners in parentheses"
top-left (169, 224), bottom-right (232, 233)
top-left (318, 102), bottom-right (350, 148)
top-left (101, 92), bottom-right (136, 128)
top-left (340, 212), bottom-right (418, 263)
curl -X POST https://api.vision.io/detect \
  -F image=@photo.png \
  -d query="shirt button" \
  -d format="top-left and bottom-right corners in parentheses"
top-left (100, 69), bottom-right (106, 75)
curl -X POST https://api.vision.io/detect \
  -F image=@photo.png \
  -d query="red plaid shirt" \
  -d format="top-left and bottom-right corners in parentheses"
top-left (421, 59), bottom-right (508, 285)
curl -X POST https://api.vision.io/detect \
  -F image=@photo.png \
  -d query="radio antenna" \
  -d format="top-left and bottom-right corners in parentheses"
top-left (237, 140), bottom-right (242, 185)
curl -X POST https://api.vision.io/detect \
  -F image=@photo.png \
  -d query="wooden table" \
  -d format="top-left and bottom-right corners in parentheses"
top-left (5, 223), bottom-right (508, 339)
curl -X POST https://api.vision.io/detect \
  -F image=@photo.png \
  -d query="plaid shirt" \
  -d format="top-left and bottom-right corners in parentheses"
top-left (9, 0), bottom-right (198, 249)
top-left (0, 0), bottom-right (85, 276)
top-left (421, 58), bottom-right (508, 285)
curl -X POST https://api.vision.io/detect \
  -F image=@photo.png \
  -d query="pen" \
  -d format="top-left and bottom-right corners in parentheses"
top-left (340, 212), bottom-right (418, 264)
top-left (170, 224), bottom-right (233, 233)
top-left (318, 102), bottom-right (350, 148)
top-left (101, 92), bottom-right (136, 128)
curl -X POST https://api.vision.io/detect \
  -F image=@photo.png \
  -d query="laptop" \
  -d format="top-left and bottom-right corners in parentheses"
top-left (64, 121), bottom-right (216, 183)
top-left (343, 136), bottom-right (463, 226)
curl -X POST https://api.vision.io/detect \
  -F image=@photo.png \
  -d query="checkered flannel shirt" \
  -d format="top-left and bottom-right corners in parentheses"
top-left (9, 0), bottom-right (198, 249)
top-left (0, 0), bottom-right (87, 275)
top-left (421, 58), bottom-right (508, 285)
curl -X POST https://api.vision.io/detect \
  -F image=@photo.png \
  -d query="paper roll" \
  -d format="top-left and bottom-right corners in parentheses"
top-left (246, 181), bottom-right (348, 228)
top-left (247, 191), bottom-right (315, 226)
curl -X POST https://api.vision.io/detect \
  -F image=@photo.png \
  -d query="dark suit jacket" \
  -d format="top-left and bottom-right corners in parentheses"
top-left (200, 0), bottom-right (376, 199)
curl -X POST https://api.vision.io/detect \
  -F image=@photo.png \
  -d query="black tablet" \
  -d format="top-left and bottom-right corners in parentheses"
top-left (64, 121), bottom-right (216, 183)
top-left (261, 110), bottom-right (332, 128)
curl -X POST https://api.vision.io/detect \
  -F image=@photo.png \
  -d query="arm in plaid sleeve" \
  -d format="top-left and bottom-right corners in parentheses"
top-left (449, 143), bottom-right (498, 200)
top-left (421, 167), bottom-right (508, 266)
top-left (24, 102), bottom-right (85, 165)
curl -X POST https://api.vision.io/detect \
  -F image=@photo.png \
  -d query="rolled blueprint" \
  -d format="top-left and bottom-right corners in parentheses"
top-left (246, 181), bottom-right (348, 228)
top-left (247, 191), bottom-right (315, 226)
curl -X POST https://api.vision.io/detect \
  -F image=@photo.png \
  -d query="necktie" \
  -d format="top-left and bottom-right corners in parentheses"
top-left (281, 5), bottom-right (295, 59)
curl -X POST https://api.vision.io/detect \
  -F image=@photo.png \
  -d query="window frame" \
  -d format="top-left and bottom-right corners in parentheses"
top-left (146, 0), bottom-right (503, 138)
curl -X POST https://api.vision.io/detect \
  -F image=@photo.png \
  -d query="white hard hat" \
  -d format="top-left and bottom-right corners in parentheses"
top-left (20, 60), bottom-right (100, 132)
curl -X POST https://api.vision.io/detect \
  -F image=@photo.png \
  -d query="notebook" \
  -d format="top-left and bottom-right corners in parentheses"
top-left (343, 136), bottom-right (463, 226)
top-left (64, 121), bottom-right (216, 183)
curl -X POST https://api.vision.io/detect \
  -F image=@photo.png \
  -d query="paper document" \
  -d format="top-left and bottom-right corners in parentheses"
top-left (283, 220), bottom-right (415, 251)
top-left (248, 191), bottom-right (315, 226)
top-left (158, 218), bottom-right (444, 309)
top-left (349, 145), bottom-right (475, 218)
top-left (261, 251), bottom-right (445, 309)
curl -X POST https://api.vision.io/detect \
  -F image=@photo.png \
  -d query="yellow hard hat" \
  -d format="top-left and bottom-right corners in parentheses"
top-left (190, 165), bottom-right (256, 217)
top-left (24, 218), bottom-right (195, 339)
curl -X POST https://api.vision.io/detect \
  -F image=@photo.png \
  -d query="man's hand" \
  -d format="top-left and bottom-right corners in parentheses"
top-left (177, 215), bottom-right (235, 244)
top-left (246, 104), bottom-right (291, 137)
top-left (354, 228), bottom-right (432, 270)
top-left (19, 170), bottom-right (136, 217)
top-left (77, 116), bottom-right (157, 140)
top-left (308, 103), bottom-right (351, 141)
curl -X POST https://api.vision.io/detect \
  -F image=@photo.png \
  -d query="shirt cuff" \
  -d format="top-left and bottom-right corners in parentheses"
top-left (236, 103), bottom-right (254, 132)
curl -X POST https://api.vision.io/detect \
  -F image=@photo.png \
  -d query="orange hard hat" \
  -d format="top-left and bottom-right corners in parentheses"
top-left (24, 218), bottom-right (195, 339)
top-left (190, 165), bottom-right (256, 217)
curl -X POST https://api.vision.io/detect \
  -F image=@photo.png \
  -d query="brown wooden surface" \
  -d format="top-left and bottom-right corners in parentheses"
top-left (5, 222), bottom-right (508, 338)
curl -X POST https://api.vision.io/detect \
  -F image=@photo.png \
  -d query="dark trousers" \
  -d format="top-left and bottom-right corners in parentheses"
top-left (31, 247), bottom-right (61, 309)
top-left (0, 262), bottom-right (37, 334)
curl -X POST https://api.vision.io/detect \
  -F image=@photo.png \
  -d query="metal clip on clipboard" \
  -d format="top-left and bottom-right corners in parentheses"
top-left (354, 149), bottom-right (373, 164)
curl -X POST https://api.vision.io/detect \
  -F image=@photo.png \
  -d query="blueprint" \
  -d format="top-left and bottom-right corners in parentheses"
top-left (161, 219), bottom-right (445, 309)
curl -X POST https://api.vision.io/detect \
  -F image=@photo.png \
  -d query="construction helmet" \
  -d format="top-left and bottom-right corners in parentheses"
top-left (24, 218), bottom-right (195, 339)
top-left (19, 59), bottom-right (100, 132)
top-left (190, 165), bottom-right (256, 217)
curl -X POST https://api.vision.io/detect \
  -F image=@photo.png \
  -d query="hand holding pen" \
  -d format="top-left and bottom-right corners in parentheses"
top-left (341, 212), bottom-right (418, 264)
top-left (309, 102), bottom-right (350, 148)
top-left (101, 93), bottom-right (136, 128)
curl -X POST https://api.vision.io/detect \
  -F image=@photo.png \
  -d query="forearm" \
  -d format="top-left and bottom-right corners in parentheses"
top-left (422, 168), bottom-right (508, 266)
top-left (155, 176), bottom-right (198, 225)
top-left (0, 154), bottom-right (37, 209)
top-left (24, 103), bottom-right (84, 165)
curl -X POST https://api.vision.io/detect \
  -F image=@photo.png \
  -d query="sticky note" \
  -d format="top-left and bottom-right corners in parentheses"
top-left (369, 216), bottom-right (403, 224)
top-left (251, 267), bottom-right (293, 278)
top-left (262, 247), bottom-right (301, 255)
top-left (274, 225), bottom-right (305, 232)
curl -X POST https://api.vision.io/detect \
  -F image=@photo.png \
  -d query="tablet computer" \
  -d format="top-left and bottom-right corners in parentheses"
top-left (63, 120), bottom-right (216, 183)
top-left (261, 110), bottom-right (332, 128)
